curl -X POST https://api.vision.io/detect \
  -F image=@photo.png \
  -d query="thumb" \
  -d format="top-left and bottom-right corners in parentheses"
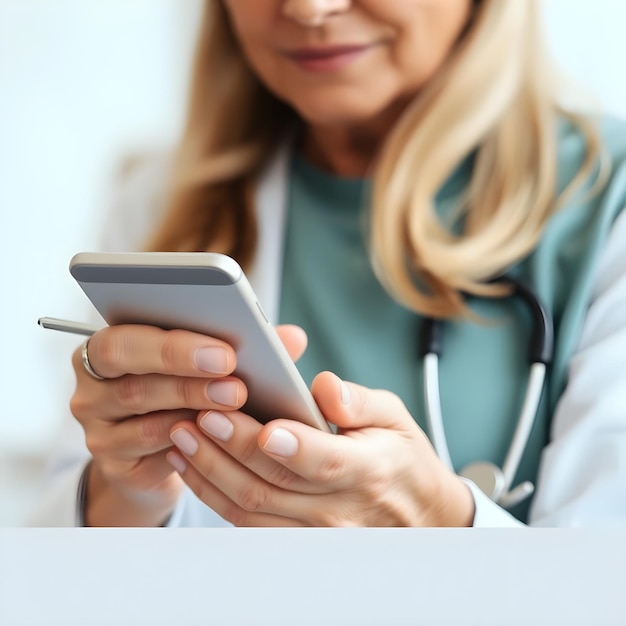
top-left (311, 371), bottom-right (414, 432)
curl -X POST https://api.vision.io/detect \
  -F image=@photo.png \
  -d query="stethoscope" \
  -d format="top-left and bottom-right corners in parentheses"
top-left (420, 276), bottom-right (554, 510)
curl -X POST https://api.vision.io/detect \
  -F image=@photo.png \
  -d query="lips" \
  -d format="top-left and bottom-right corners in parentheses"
top-left (287, 44), bottom-right (371, 60)
top-left (283, 44), bottom-right (375, 72)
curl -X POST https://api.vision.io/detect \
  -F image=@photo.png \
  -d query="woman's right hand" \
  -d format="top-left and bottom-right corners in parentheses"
top-left (70, 324), bottom-right (246, 527)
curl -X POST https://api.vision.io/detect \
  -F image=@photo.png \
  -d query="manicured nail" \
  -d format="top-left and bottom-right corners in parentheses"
top-left (166, 451), bottom-right (187, 474)
top-left (263, 428), bottom-right (298, 457)
top-left (195, 347), bottom-right (231, 374)
top-left (207, 380), bottom-right (240, 406)
top-left (170, 428), bottom-right (198, 456)
top-left (199, 411), bottom-right (234, 442)
top-left (340, 380), bottom-right (351, 405)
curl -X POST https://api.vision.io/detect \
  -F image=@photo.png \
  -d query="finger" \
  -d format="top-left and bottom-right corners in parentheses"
top-left (83, 325), bottom-right (238, 379)
top-left (195, 409), bottom-right (331, 495)
top-left (169, 423), bottom-right (318, 521)
top-left (275, 324), bottom-right (308, 362)
top-left (311, 371), bottom-right (416, 433)
top-left (166, 451), bottom-right (308, 527)
top-left (256, 372), bottom-right (418, 489)
top-left (87, 410), bottom-right (196, 460)
top-left (256, 417), bottom-right (377, 491)
top-left (77, 374), bottom-right (248, 421)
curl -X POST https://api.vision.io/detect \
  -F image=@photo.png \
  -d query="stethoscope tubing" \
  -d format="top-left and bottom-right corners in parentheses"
top-left (423, 353), bottom-right (453, 470)
top-left (420, 276), bottom-right (554, 509)
top-left (500, 362), bottom-right (546, 494)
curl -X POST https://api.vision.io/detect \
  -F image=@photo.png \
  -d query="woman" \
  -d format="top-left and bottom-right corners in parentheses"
top-left (35, 0), bottom-right (626, 527)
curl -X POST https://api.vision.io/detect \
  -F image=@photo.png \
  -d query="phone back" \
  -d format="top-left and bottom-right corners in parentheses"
top-left (70, 252), bottom-right (329, 431)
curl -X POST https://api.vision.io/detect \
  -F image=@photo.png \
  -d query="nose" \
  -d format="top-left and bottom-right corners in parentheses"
top-left (282, 0), bottom-right (351, 27)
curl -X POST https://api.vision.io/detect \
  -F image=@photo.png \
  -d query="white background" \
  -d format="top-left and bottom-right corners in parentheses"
top-left (1, 529), bottom-right (624, 625)
top-left (0, 1), bottom-right (625, 525)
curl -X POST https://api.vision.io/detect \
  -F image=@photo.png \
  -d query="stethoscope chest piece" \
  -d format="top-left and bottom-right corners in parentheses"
top-left (461, 461), bottom-right (535, 509)
top-left (460, 462), bottom-right (505, 501)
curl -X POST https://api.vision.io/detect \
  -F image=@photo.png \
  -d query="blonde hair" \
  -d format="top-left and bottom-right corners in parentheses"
top-left (145, 1), bottom-right (292, 268)
top-left (147, 0), bottom-right (604, 318)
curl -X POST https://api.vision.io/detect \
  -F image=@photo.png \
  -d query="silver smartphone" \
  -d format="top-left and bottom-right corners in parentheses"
top-left (70, 251), bottom-right (330, 432)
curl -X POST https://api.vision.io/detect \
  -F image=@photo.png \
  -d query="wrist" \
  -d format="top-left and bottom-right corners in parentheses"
top-left (429, 473), bottom-right (475, 527)
top-left (85, 460), bottom-right (181, 527)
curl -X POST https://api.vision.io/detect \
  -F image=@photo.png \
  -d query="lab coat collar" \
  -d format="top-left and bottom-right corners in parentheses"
top-left (247, 144), bottom-right (290, 324)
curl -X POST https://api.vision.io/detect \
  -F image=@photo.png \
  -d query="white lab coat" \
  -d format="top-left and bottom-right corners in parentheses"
top-left (29, 146), bottom-right (626, 527)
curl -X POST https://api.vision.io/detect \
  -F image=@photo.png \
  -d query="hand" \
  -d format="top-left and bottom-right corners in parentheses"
top-left (166, 345), bottom-right (475, 527)
top-left (70, 324), bottom-right (247, 526)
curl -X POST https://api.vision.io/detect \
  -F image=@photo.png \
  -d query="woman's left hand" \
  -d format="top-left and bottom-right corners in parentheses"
top-left (166, 327), bottom-right (475, 527)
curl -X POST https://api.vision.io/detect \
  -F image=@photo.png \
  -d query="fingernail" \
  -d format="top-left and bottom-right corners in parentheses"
top-left (340, 380), bottom-right (351, 405)
top-left (263, 428), bottom-right (298, 457)
top-left (166, 451), bottom-right (187, 474)
top-left (199, 411), bottom-right (234, 442)
top-left (195, 347), bottom-right (231, 374)
top-left (207, 380), bottom-right (240, 406)
top-left (170, 428), bottom-right (198, 456)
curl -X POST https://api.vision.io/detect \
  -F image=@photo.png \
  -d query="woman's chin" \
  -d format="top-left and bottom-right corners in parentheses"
top-left (291, 100), bottom-right (390, 128)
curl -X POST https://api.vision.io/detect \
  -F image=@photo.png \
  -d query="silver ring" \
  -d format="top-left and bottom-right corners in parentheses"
top-left (81, 338), bottom-right (106, 381)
